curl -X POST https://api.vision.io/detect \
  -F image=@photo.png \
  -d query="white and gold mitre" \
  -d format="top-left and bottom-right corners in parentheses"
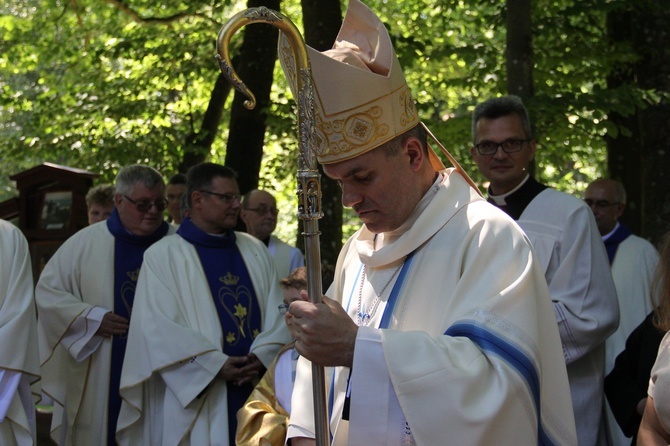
top-left (278, 0), bottom-right (419, 165)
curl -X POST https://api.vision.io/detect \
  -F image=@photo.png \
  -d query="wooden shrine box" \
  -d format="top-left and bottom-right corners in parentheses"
top-left (0, 163), bottom-right (98, 281)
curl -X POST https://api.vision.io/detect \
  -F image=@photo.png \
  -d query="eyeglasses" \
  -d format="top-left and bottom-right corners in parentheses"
top-left (198, 190), bottom-right (242, 204)
top-left (584, 199), bottom-right (620, 209)
top-left (278, 303), bottom-right (289, 315)
top-left (245, 206), bottom-right (279, 217)
top-left (122, 195), bottom-right (168, 213)
top-left (474, 139), bottom-right (529, 156)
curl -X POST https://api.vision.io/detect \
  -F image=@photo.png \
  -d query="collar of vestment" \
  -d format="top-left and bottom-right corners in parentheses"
top-left (602, 221), bottom-right (621, 242)
top-left (487, 175), bottom-right (548, 220)
top-left (106, 208), bottom-right (170, 244)
top-left (603, 222), bottom-right (632, 264)
top-left (355, 168), bottom-right (483, 268)
top-left (176, 217), bottom-right (237, 247)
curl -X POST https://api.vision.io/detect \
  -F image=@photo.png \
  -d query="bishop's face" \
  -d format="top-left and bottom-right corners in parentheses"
top-left (323, 141), bottom-right (424, 234)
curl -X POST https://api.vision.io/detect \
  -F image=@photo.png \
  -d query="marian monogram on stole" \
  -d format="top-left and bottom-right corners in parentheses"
top-left (218, 271), bottom-right (260, 347)
top-left (120, 268), bottom-right (140, 317)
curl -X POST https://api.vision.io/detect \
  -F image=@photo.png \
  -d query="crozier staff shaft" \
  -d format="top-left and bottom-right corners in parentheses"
top-left (216, 7), bottom-right (329, 446)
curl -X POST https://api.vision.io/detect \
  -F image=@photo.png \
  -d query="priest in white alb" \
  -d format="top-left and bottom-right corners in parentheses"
top-left (117, 163), bottom-right (290, 446)
top-left (0, 219), bottom-right (40, 446)
top-left (36, 165), bottom-right (173, 445)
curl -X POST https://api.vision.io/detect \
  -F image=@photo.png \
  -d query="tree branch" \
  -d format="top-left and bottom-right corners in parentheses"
top-left (102, 0), bottom-right (220, 26)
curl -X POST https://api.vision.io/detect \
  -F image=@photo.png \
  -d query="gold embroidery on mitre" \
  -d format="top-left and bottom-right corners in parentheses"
top-left (315, 106), bottom-right (387, 158)
top-left (347, 107), bottom-right (384, 142)
top-left (313, 86), bottom-right (419, 163)
top-left (277, 1), bottom-right (421, 165)
top-left (400, 87), bottom-right (418, 126)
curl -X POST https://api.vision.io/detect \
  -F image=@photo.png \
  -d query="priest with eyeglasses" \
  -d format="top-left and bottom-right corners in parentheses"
top-left (116, 162), bottom-right (290, 446)
top-left (36, 164), bottom-right (175, 446)
top-left (471, 95), bottom-right (620, 446)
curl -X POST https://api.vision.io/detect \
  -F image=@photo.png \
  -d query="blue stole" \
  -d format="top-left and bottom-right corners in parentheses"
top-left (177, 218), bottom-right (262, 444)
top-left (106, 209), bottom-right (169, 446)
top-left (604, 223), bottom-right (632, 264)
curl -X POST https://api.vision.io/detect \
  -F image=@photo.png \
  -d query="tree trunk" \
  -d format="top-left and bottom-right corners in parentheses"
top-left (605, 6), bottom-right (643, 236)
top-left (506, 0), bottom-right (535, 175)
top-left (225, 0), bottom-right (282, 195)
top-left (300, 0), bottom-right (343, 285)
top-left (633, 1), bottom-right (670, 245)
top-left (607, 0), bottom-right (670, 244)
top-left (180, 71), bottom-right (233, 173)
top-left (506, 0), bottom-right (534, 98)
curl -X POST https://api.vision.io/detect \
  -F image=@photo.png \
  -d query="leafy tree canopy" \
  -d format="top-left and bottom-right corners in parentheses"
top-left (1, 0), bottom-right (661, 242)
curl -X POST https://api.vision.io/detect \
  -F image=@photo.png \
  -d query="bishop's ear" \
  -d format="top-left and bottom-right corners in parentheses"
top-left (405, 137), bottom-right (425, 170)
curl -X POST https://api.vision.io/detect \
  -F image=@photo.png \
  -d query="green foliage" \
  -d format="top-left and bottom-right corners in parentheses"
top-left (363, 0), bottom-right (661, 195)
top-left (1, 0), bottom-right (237, 194)
top-left (0, 0), bottom-right (663, 241)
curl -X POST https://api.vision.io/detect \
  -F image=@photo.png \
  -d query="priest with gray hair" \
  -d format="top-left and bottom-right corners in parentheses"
top-left (36, 164), bottom-right (174, 446)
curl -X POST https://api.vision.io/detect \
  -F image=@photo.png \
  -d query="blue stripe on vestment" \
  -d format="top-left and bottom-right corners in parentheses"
top-left (445, 323), bottom-right (557, 446)
top-left (379, 251), bottom-right (416, 329)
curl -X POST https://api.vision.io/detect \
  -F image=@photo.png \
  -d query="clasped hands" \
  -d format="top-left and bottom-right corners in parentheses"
top-left (96, 311), bottom-right (129, 338)
top-left (219, 353), bottom-right (265, 386)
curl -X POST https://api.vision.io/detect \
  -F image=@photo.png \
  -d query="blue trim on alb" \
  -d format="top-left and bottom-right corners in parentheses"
top-left (445, 323), bottom-right (556, 446)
